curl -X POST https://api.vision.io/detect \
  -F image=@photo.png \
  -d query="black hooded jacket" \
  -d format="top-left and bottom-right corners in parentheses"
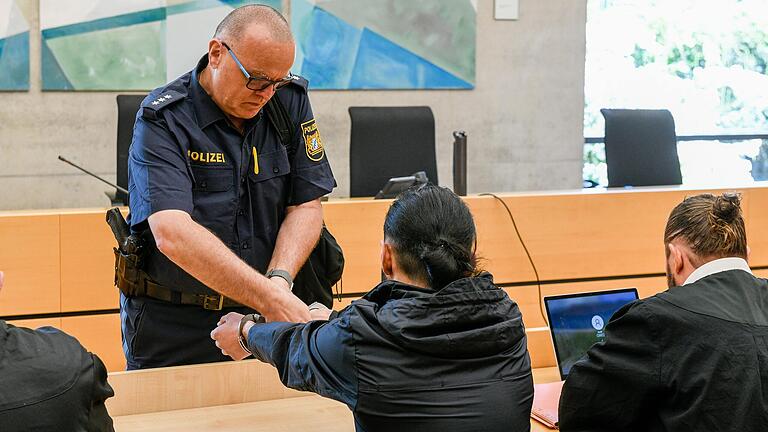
top-left (247, 273), bottom-right (534, 432)
top-left (0, 322), bottom-right (114, 431)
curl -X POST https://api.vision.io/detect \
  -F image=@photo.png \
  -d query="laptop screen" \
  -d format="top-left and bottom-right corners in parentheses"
top-left (545, 288), bottom-right (639, 379)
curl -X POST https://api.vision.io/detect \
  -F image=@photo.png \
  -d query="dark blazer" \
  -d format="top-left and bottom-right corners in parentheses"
top-left (0, 322), bottom-right (114, 431)
top-left (247, 273), bottom-right (534, 432)
top-left (559, 269), bottom-right (768, 432)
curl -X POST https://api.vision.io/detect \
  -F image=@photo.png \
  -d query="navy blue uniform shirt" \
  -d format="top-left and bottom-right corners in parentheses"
top-left (128, 55), bottom-right (336, 295)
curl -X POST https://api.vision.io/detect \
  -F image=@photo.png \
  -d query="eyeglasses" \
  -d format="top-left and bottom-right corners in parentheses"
top-left (221, 42), bottom-right (298, 91)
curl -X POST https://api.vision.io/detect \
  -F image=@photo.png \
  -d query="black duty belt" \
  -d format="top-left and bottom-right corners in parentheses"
top-left (144, 280), bottom-right (243, 311)
top-left (113, 247), bottom-right (243, 311)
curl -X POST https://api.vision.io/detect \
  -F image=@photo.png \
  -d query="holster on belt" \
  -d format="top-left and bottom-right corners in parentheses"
top-left (114, 247), bottom-right (146, 297)
top-left (107, 208), bottom-right (242, 311)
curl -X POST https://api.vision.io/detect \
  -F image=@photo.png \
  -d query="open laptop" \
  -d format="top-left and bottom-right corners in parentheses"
top-left (531, 288), bottom-right (639, 429)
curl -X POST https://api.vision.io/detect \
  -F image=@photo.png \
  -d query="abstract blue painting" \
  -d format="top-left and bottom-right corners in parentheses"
top-left (0, 0), bottom-right (31, 91)
top-left (291, 0), bottom-right (476, 89)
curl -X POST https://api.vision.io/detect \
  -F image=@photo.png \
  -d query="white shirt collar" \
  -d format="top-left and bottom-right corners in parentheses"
top-left (683, 257), bottom-right (752, 286)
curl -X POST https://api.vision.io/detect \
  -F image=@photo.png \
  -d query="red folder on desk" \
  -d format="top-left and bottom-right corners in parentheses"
top-left (531, 381), bottom-right (564, 429)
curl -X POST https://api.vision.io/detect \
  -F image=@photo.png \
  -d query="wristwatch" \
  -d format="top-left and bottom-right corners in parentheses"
top-left (266, 269), bottom-right (294, 291)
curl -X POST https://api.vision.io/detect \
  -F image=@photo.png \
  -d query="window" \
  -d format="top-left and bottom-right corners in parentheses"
top-left (584, 0), bottom-right (768, 186)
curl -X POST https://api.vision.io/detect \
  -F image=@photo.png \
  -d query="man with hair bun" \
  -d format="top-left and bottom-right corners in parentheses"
top-left (559, 192), bottom-right (768, 431)
top-left (212, 185), bottom-right (534, 432)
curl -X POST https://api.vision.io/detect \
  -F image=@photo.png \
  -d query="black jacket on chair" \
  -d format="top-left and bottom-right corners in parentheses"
top-left (0, 322), bottom-right (115, 431)
top-left (559, 269), bottom-right (768, 432)
top-left (247, 273), bottom-right (534, 432)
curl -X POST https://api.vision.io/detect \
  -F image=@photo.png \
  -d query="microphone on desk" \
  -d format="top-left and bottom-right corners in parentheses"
top-left (453, 131), bottom-right (467, 196)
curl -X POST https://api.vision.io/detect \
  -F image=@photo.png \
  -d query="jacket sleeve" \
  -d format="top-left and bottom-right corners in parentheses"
top-left (87, 354), bottom-right (115, 432)
top-left (247, 311), bottom-right (358, 407)
top-left (558, 301), bottom-right (661, 431)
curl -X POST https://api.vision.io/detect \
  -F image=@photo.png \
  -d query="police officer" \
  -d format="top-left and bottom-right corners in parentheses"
top-left (123, 5), bottom-right (335, 369)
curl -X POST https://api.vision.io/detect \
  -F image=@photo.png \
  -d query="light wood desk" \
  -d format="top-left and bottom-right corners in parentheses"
top-left (114, 396), bottom-right (352, 432)
top-left (111, 366), bottom-right (562, 432)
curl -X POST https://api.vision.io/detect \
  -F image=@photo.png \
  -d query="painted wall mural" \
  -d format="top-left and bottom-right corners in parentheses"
top-left (40, 0), bottom-right (281, 90)
top-left (291, 0), bottom-right (476, 89)
top-left (38, 0), bottom-right (476, 91)
top-left (0, 0), bottom-right (32, 91)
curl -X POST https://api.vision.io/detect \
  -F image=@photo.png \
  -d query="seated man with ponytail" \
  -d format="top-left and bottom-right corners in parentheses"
top-left (559, 193), bottom-right (768, 431)
top-left (211, 185), bottom-right (534, 432)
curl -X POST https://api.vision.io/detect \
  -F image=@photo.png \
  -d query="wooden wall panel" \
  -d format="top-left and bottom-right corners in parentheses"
top-left (464, 198), bottom-right (537, 283)
top-left (0, 214), bottom-right (60, 316)
top-left (60, 211), bottom-right (120, 312)
top-left (323, 199), bottom-right (390, 293)
top-left (526, 327), bottom-right (556, 369)
top-left (500, 188), bottom-right (745, 281)
top-left (332, 296), bottom-right (356, 311)
top-left (61, 313), bottom-right (126, 372)
top-left (746, 187), bottom-right (768, 267)
top-left (6, 317), bottom-right (61, 330)
top-left (538, 277), bottom-right (668, 304)
top-left (322, 186), bottom-right (760, 291)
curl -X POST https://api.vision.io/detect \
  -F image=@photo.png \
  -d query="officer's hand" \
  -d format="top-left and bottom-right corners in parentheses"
top-left (268, 275), bottom-right (292, 292)
top-left (210, 312), bottom-right (250, 361)
top-left (264, 279), bottom-right (311, 323)
top-left (309, 303), bottom-right (332, 321)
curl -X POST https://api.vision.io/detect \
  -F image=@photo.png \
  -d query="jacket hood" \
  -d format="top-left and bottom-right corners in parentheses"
top-left (362, 273), bottom-right (526, 358)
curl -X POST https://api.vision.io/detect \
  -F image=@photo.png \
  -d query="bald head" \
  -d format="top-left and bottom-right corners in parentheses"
top-left (201, 4), bottom-right (295, 127)
top-left (214, 4), bottom-right (293, 44)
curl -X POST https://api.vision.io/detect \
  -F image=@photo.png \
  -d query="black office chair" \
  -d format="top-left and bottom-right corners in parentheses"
top-left (601, 108), bottom-right (682, 188)
top-left (348, 106), bottom-right (438, 198)
top-left (116, 95), bottom-right (147, 205)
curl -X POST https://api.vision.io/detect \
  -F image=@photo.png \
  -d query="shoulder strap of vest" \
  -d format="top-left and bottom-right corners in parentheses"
top-left (264, 96), bottom-right (297, 157)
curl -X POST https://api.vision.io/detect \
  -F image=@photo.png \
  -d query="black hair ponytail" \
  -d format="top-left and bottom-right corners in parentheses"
top-left (384, 185), bottom-right (477, 289)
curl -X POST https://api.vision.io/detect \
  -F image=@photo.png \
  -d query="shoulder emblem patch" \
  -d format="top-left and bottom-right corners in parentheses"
top-left (301, 119), bottom-right (325, 162)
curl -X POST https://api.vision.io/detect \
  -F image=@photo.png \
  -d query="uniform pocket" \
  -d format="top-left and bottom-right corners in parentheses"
top-left (248, 148), bottom-right (291, 183)
top-left (192, 166), bottom-right (234, 191)
top-left (247, 149), bottom-right (292, 213)
top-left (191, 166), bottom-right (236, 244)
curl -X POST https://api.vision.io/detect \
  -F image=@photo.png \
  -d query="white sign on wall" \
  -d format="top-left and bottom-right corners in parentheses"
top-left (495, 0), bottom-right (519, 20)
